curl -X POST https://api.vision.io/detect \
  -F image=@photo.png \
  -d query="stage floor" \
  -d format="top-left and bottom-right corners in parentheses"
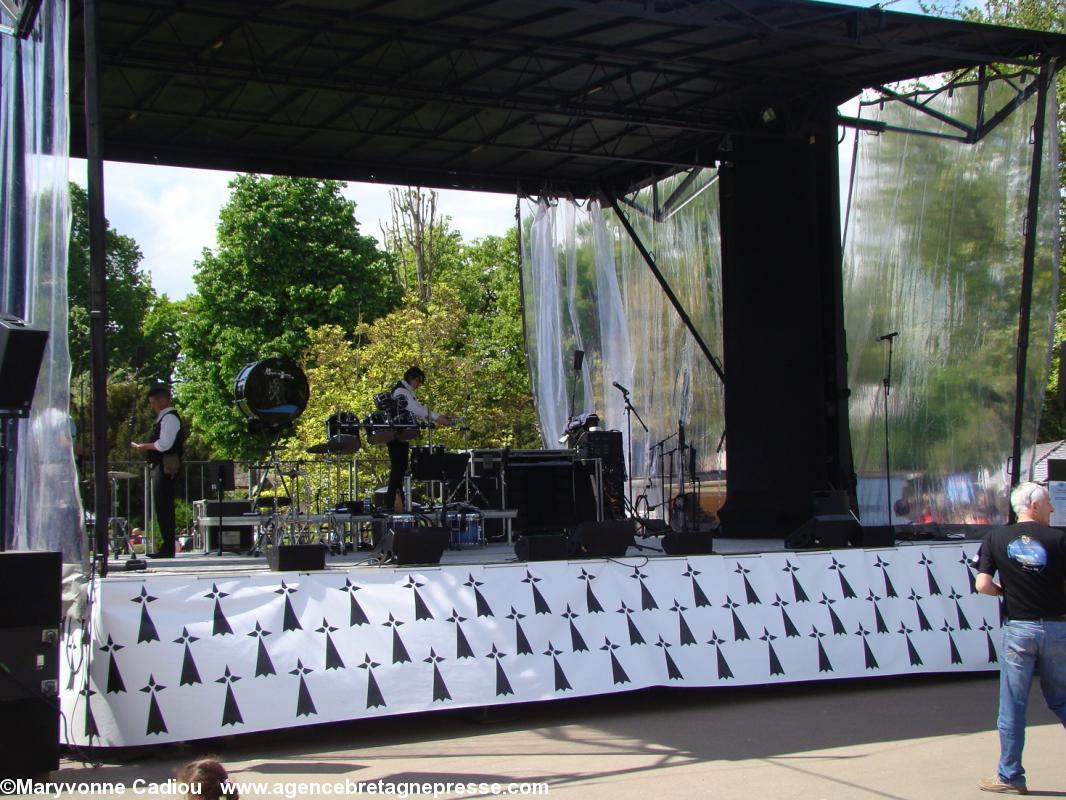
top-left (104, 536), bottom-right (796, 579)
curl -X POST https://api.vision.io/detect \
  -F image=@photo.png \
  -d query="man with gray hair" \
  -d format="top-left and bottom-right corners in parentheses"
top-left (975, 481), bottom-right (1066, 794)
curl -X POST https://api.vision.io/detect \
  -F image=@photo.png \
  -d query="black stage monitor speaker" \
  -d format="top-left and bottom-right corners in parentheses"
top-left (851, 525), bottom-right (897, 548)
top-left (514, 533), bottom-right (570, 562)
top-left (0, 316), bottom-right (47, 417)
top-left (571, 520), bottom-right (634, 558)
top-left (267, 544), bottom-right (326, 571)
top-left (0, 551), bottom-right (61, 776)
top-left (786, 514), bottom-right (859, 549)
top-left (662, 530), bottom-right (715, 555)
top-left (375, 527), bottom-right (449, 565)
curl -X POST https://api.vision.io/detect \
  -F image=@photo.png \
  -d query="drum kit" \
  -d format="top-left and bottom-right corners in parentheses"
top-left (230, 357), bottom-right (486, 557)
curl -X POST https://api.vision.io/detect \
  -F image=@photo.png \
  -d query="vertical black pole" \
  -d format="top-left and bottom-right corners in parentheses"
top-left (83, 0), bottom-right (111, 575)
top-left (1009, 64), bottom-right (1050, 501)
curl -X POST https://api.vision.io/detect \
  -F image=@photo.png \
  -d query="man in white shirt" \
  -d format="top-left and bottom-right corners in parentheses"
top-left (385, 366), bottom-right (453, 511)
top-left (131, 385), bottom-right (184, 557)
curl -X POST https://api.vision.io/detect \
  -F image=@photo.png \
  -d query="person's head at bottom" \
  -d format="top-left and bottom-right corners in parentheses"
top-left (176, 758), bottom-right (238, 800)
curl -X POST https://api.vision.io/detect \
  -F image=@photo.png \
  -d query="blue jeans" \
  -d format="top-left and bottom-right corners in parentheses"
top-left (997, 620), bottom-right (1066, 786)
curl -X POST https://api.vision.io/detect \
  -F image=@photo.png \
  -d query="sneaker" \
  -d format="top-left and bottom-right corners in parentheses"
top-left (978, 777), bottom-right (1027, 794)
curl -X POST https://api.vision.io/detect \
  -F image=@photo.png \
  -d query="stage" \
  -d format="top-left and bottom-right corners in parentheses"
top-left (59, 537), bottom-right (1002, 749)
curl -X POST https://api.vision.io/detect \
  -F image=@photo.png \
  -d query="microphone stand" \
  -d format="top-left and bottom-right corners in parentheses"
top-left (614, 383), bottom-right (647, 518)
top-left (649, 432), bottom-right (676, 529)
top-left (879, 332), bottom-right (899, 525)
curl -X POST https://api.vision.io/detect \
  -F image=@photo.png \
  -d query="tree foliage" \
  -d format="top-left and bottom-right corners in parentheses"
top-left (280, 275), bottom-right (539, 501)
top-left (177, 175), bottom-right (399, 460)
top-left (381, 187), bottom-right (456, 303)
top-left (68, 182), bottom-right (155, 376)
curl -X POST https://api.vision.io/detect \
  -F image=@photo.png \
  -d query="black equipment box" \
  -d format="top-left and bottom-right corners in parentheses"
top-left (0, 551), bottom-right (61, 776)
top-left (267, 544), bottom-right (326, 571)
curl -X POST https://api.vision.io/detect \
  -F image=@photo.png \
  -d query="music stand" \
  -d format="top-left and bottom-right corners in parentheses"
top-left (207, 460), bottom-right (235, 556)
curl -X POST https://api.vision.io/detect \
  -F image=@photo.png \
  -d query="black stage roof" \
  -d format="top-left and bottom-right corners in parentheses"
top-left (69, 0), bottom-right (1066, 196)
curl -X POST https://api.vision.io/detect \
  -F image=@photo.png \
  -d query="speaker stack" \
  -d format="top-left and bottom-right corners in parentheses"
top-left (575, 430), bottom-right (626, 519)
top-left (0, 551), bottom-right (61, 777)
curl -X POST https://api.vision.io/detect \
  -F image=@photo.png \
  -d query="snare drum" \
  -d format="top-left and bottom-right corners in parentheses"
top-left (446, 511), bottom-right (483, 547)
top-left (364, 411), bottom-right (395, 445)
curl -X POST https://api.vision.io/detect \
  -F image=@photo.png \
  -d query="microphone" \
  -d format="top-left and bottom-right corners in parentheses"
top-left (878, 331), bottom-right (899, 341)
top-left (612, 381), bottom-right (630, 395)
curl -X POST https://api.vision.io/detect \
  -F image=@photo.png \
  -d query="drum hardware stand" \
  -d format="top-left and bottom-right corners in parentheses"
top-left (643, 432), bottom-right (677, 529)
top-left (613, 381), bottom-right (647, 519)
top-left (247, 427), bottom-right (296, 556)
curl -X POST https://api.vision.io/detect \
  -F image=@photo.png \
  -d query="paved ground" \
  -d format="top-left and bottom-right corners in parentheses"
top-left (42, 673), bottom-right (1066, 799)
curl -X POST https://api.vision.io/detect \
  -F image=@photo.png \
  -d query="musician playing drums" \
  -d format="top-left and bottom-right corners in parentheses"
top-left (386, 366), bottom-right (454, 511)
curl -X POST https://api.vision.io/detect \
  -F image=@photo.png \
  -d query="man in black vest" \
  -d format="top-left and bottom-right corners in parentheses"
top-left (385, 366), bottom-right (453, 512)
top-left (976, 481), bottom-right (1066, 794)
top-left (132, 385), bottom-right (184, 558)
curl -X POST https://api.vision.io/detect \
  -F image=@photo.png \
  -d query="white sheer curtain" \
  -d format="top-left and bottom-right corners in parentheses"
top-left (843, 78), bottom-right (1058, 524)
top-left (0, 0), bottom-right (83, 562)
top-left (520, 174), bottom-right (726, 510)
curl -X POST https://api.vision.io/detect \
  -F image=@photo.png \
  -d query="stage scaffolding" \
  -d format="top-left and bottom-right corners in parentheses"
top-left (519, 66), bottom-right (1060, 527)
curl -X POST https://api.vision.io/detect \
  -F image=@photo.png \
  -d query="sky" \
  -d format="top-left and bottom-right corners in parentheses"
top-left (67, 0), bottom-right (973, 300)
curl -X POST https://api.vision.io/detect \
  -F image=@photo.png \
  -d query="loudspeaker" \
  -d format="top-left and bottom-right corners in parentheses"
top-left (267, 544), bottom-right (326, 571)
top-left (851, 525), bottom-right (896, 548)
top-left (575, 430), bottom-right (626, 520)
top-left (571, 520), bottom-right (634, 558)
top-left (785, 513), bottom-right (859, 549)
top-left (0, 551), bottom-right (61, 776)
top-left (374, 527), bottom-right (449, 565)
top-left (0, 316), bottom-right (47, 417)
top-left (514, 533), bottom-right (569, 561)
top-left (662, 530), bottom-right (715, 555)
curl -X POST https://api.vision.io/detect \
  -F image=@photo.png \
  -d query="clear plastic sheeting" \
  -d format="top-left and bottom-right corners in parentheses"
top-left (520, 170), bottom-right (725, 512)
top-left (843, 79), bottom-right (1059, 525)
top-left (0, 1), bottom-right (83, 561)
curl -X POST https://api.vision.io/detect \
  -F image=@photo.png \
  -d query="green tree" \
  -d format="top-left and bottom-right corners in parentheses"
top-left (140, 295), bottom-right (185, 384)
top-left (67, 182), bottom-right (156, 375)
top-left (444, 230), bottom-right (540, 447)
top-left (178, 175), bottom-right (399, 459)
top-left (281, 283), bottom-right (539, 504)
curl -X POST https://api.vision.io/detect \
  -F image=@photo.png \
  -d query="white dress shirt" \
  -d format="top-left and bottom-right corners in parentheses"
top-left (392, 380), bottom-right (435, 422)
top-left (154, 407), bottom-right (181, 452)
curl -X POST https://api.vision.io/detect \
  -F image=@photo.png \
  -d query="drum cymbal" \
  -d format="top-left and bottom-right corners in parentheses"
top-left (306, 434), bottom-right (361, 455)
top-left (108, 471), bottom-right (137, 480)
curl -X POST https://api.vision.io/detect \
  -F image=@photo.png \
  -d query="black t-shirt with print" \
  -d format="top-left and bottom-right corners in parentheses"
top-left (977, 521), bottom-right (1066, 620)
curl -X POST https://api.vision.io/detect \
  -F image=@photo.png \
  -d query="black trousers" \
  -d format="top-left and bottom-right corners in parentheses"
top-left (386, 439), bottom-right (409, 511)
top-left (151, 463), bottom-right (177, 554)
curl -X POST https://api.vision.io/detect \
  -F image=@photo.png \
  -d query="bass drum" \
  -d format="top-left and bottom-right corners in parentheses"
top-left (234, 358), bottom-right (310, 427)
